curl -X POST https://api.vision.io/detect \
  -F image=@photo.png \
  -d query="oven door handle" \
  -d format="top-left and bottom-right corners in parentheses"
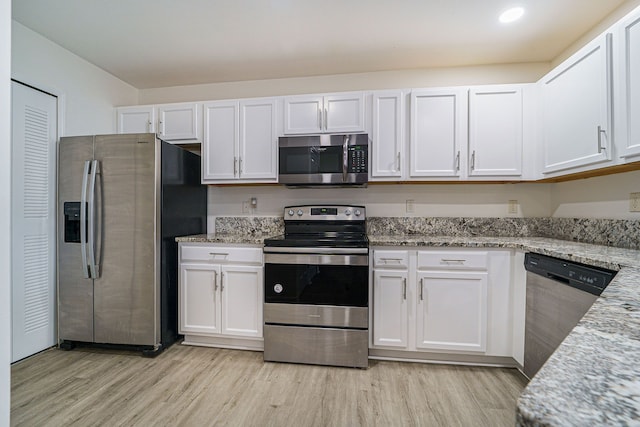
top-left (264, 253), bottom-right (369, 266)
top-left (343, 135), bottom-right (348, 182)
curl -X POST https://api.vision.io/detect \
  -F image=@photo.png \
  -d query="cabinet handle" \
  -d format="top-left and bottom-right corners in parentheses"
top-left (239, 157), bottom-right (243, 174)
top-left (148, 121), bottom-right (152, 133)
top-left (470, 150), bottom-right (476, 170)
top-left (455, 151), bottom-right (460, 171)
top-left (597, 125), bottom-right (606, 153)
top-left (397, 152), bottom-right (401, 172)
top-left (233, 157), bottom-right (238, 176)
top-left (221, 272), bottom-right (225, 292)
top-left (380, 258), bottom-right (403, 264)
top-left (209, 252), bottom-right (229, 257)
top-left (403, 278), bottom-right (407, 300)
top-left (420, 278), bottom-right (424, 301)
top-left (441, 259), bottom-right (466, 265)
top-left (318, 108), bottom-right (322, 129)
top-left (324, 107), bottom-right (328, 130)
top-left (159, 120), bottom-right (164, 136)
top-left (213, 270), bottom-right (218, 292)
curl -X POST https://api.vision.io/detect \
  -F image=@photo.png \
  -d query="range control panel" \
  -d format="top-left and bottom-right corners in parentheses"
top-left (284, 205), bottom-right (366, 221)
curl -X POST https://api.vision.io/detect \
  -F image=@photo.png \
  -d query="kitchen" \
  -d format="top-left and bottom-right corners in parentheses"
top-left (4, 0), bottom-right (640, 425)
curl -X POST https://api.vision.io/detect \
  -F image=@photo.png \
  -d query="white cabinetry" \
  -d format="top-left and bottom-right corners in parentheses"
top-left (615, 9), bottom-right (640, 160)
top-left (283, 92), bottom-right (365, 134)
top-left (179, 243), bottom-right (264, 350)
top-left (540, 33), bottom-right (613, 174)
top-left (157, 103), bottom-right (201, 141)
top-left (202, 97), bottom-right (277, 183)
top-left (116, 102), bottom-right (201, 142)
top-left (371, 90), bottom-right (405, 179)
top-left (117, 106), bottom-right (156, 134)
top-left (371, 248), bottom-right (513, 360)
top-left (468, 86), bottom-right (523, 177)
top-left (410, 88), bottom-right (466, 178)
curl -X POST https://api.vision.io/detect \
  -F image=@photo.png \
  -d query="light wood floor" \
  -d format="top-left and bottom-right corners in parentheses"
top-left (11, 344), bottom-right (527, 426)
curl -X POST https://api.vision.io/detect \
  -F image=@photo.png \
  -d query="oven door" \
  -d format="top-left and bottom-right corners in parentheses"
top-left (264, 252), bottom-right (368, 307)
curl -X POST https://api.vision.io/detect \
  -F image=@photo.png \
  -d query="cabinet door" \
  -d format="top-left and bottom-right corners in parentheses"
top-left (239, 98), bottom-right (277, 180)
top-left (372, 270), bottom-right (408, 348)
top-left (410, 88), bottom-right (464, 178)
top-left (116, 106), bottom-right (156, 134)
top-left (283, 95), bottom-right (324, 134)
top-left (540, 34), bottom-right (612, 173)
top-left (469, 86), bottom-right (523, 177)
top-left (416, 271), bottom-right (487, 353)
top-left (324, 93), bottom-right (365, 133)
top-left (179, 264), bottom-right (221, 335)
top-left (220, 265), bottom-right (263, 338)
top-left (371, 91), bottom-right (404, 179)
top-left (617, 11), bottom-right (640, 159)
top-left (202, 101), bottom-right (238, 181)
top-left (157, 103), bottom-right (201, 141)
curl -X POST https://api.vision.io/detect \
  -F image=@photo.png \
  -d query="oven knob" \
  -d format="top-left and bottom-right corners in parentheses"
top-left (297, 209), bottom-right (303, 216)
top-left (354, 209), bottom-right (362, 217)
top-left (288, 209), bottom-right (294, 216)
top-left (345, 209), bottom-right (352, 216)
top-left (274, 284), bottom-right (283, 294)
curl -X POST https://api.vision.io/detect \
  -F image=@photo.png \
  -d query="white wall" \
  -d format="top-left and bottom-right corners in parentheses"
top-left (207, 183), bottom-right (552, 230)
top-left (11, 21), bottom-right (138, 136)
top-left (139, 63), bottom-right (550, 104)
top-left (1, 1), bottom-right (11, 423)
top-left (550, 170), bottom-right (640, 219)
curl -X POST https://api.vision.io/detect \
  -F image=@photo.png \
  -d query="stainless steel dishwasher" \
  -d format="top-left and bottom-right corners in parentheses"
top-left (523, 253), bottom-right (616, 379)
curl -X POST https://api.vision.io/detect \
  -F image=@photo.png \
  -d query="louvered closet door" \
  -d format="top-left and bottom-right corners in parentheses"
top-left (11, 81), bottom-right (57, 362)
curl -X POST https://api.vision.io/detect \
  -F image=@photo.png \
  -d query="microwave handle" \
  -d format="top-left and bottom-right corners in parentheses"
top-left (343, 135), bottom-right (348, 182)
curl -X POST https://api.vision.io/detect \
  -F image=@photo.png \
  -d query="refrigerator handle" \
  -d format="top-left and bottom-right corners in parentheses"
top-left (87, 160), bottom-right (101, 278)
top-left (80, 161), bottom-right (91, 278)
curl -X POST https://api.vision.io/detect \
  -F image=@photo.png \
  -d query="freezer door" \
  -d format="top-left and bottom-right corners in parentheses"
top-left (93, 134), bottom-right (159, 345)
top-left (58, 136), bottom-right (95, 342)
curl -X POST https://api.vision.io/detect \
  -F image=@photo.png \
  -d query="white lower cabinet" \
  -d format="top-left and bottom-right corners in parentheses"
top-left (178, 243), bottom-right (263, 350)
top-left (415, 271), bottom-right (487, 352)
top-left (371, 248), bottom-right (512, 360)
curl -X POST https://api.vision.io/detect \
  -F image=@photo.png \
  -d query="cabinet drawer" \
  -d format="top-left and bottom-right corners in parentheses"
top-left (417, 251), bottom-right (488, 270)
top-left (180, 245), bottom-right (262, 264)
top-left (373, 250), bottom-right (409, 269)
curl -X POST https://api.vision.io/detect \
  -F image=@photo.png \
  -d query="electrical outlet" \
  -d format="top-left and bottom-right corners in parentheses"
top-left (508, 200), bottom-right (518, 214)
top-left (406, 199), bottom-right (415, 213)
top-left (242, 201), bottom-right (251, 214)
top-left (630, 192), bottom-right (640, 212)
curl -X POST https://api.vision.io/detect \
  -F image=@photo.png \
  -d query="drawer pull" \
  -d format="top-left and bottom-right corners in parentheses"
top-left (380, 258), bottom-right (403, 263)
top-left (209, 252), bottom-right (229, 257)
top-left (308, 314), bottom-right (321, 318)
top-left (440, 259), bottom-right (466, 263)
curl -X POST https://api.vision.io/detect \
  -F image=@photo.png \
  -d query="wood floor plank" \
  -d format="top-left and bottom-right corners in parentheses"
top-left (11, 344), bottom-right (526, 426)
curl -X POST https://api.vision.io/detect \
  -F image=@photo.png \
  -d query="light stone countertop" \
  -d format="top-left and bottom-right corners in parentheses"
top-left (176, 231), bottom-right (640, 424)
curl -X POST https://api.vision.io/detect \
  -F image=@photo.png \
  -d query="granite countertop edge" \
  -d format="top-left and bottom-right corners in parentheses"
top-left (176, 232), bottom-right (640, 425)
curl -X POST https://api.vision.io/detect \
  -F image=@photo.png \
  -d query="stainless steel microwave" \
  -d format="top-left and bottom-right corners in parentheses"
top-left (278, 134), bottom-right (368, 186)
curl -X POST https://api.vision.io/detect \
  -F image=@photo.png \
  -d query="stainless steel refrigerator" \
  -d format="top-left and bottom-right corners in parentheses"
top-left (57, 133), bottom-right (206, 356)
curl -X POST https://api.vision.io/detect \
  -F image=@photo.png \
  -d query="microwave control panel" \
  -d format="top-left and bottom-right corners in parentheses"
top-left (348, 145), bottom-right (368, 173)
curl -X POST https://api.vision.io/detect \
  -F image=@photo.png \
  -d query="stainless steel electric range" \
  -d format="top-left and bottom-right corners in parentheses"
top-left (263, 205), bottom-right (369, 368)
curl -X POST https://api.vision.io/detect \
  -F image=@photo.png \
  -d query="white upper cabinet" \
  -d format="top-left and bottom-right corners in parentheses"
top-left (116, 103), bottom-right (200, 142)
top-left (410, 88), bottom-right (465, 178)
top-left (283, 92), bottom-right (365, 134)
top-left (116, 106), bottom-right (156, 134)
top-left (157, 102), bottom-right (201, 141)
top-left (239, 98), bottom-right (278, 180)
top-left (540, 33), bottom-right (613, 174)
top-left (202, 101), bottom-right (238, 181)
top-left (468, 86), bottom-right (523, 177)
top-left (202, 97), bottom-right (277, 183)
top-left (371, 90), bottom-right (405, 179)
top-left (615, 8), bottom-right (640, 160)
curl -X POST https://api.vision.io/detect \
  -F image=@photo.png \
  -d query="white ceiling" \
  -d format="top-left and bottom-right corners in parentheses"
top-left (12, 0), bottom-right (627, 89)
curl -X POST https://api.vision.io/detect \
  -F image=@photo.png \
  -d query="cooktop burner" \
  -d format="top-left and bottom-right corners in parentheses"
top-left (264, 204), bottom-right (368, 249)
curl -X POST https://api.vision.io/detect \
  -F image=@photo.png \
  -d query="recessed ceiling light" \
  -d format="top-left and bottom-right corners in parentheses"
top-left (499, 7), bottom-right (525, 24)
